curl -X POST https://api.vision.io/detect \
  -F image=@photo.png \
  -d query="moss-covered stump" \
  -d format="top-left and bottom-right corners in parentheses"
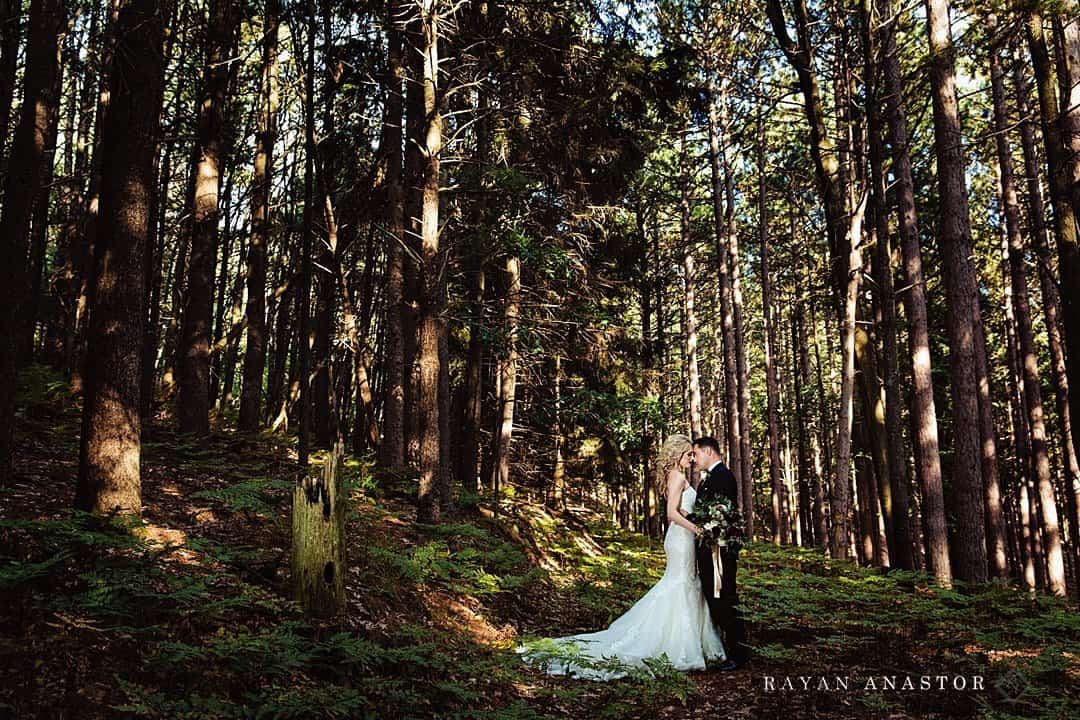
top-left (291, 439), bottom-right (346, 618)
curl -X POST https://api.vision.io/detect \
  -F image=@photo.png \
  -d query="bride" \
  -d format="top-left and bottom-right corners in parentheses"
top-left (517, 434), bottom-right (726, 680)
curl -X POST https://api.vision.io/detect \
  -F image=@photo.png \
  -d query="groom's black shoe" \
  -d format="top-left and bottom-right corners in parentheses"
top-left (717, 657), bottom-right (747, 672)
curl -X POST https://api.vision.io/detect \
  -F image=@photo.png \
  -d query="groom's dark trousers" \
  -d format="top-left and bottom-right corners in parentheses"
top-left (695, 461), bottom-right (749, 663)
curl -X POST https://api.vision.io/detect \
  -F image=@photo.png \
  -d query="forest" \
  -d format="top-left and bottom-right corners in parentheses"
top-left (2, 0), bottom-right (1080, 717)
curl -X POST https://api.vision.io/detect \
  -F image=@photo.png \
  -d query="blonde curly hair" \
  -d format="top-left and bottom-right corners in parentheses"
top-left (655, 434), bottom-right (693, 497)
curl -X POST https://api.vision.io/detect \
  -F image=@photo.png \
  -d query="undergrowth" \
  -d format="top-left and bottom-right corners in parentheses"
top-left (2, 364), bottom-right (1078, 719)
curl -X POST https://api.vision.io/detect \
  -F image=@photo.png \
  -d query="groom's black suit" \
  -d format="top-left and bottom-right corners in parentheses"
top-left (695, 460), bottom-right (749, 664)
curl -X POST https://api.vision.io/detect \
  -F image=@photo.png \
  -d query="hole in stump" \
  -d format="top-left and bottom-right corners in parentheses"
top-left (323, 561), bottom-right (335, 584)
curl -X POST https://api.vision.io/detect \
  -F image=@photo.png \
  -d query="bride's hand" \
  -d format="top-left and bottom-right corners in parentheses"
top-left (692, 525), bottom-right (704, 537)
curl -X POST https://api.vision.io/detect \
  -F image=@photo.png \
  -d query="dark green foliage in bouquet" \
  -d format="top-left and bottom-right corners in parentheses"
top-left (687, 496), bottom-right (746, 553)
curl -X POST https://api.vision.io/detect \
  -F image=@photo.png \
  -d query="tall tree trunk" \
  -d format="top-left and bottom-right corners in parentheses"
top-left (437, 293), bottom-right (453, 515)
top-left (209, 168), bottom-right (235, 407)
top-left (679, 130), bottom-right (703, 440)
top-left (833, 196), bottom-right (866, 561)
top-left (877, 0), bottom-right (950, 584)
top-left (1027, 11), bottom-right (1080, 552)
top-left (74, 0), bottom-right (164, 514)
top-left (239, 0), bottom-right (280, 432)
top-left (553, 354), bottom-right (566, 509)
top-left (759, 113), bottom-right (787, 545)
top-left (639, 206), bottom-right (658, 532)
top-left (75, 0), bottom-right (125, 394)
top-left (178, 0), bottom-right (236, 436)
top-left (378, 0), bottom-right (406, 469)
top-left (1014, 47), bottom-right (1080, 597)
top-left (341, 259), bottom-right (378, 453)
top-left (297, 2), bottom-right (316, 466)
top-left (459, 240), bottom-right (485, 485)
top-left (456, 0), bottom-right (488, 487)
top-left (25, 51), bottom-right (64, 364)
top-left (924, 0), bottom-right (988, 583)
top-left (49, 3), bottom-right (100, 377)
top-left (990, 38), bottom-right (1066, 594)
top-left (1000, 208), bottom-right (1036, 590)
top-left (705, 76), bottom-right (739, 474)
top-left (491, 254), bottom-right (520, 517)
top-left (312, 0), bottom-right (339, 448)
top-left (141, 123), bottom-right (173, 416)
top-left (1023, 15), bottom-right (1080, 591)
top-left (810, 298), bottom-right (830, 551)
top-left (1054, 12), bottom-right (1080, 222)
top-left (267, 228), bottom-right (295, 427)
top-left (414, 0), bottom-right (443, 523)
top-left (767, 0), bottom-right (861, 559)
top-left (220, 233), bottom-right (249, 412)
top-left (720, 89), bottom-right (753, 533)
top-left (853, 400), bottom-right (879, 565)
top-left (864, 0), bottom-right (913, 569)
top-left (796, 292), bottom-right (818, 547)
top-left (0, 0), bottom-right (66, 483)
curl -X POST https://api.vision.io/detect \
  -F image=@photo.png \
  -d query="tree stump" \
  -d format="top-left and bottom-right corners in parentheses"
top-left (292, 439), bottom-right (346, 618)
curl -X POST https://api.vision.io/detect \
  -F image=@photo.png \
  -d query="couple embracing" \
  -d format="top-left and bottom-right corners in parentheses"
top-left (519, 435), bottom-right (750, 680)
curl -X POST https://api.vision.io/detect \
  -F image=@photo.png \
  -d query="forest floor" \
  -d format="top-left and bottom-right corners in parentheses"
top-left (2, 365), bottom-right (1079, 720)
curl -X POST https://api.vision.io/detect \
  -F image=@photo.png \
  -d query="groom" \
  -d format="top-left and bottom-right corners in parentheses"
top-left (692, 437), bottom-right (749, 671)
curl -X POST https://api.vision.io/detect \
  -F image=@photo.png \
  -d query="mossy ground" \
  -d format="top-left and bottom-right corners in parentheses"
top-left (1, 365), bottom-right (1078, 719)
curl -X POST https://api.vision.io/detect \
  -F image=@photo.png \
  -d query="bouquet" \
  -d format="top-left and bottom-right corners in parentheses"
top-left (687, 495), bottom-right (746, 554)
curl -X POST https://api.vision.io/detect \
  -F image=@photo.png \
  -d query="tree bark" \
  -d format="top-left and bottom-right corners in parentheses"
top-left (239, 0), bottom-right (280, 432)
top-left (767, 0), bottom-right (861, 559)
top-left (1014, 47), bottom-right (1080, 596)
top-left (876, 0), bottom-right (950, 584)
top-left (414, 0), bottom-right (443, 523)
top-left (719, 87), bottom-right (754, 529)
top-left (25, 50), bottom-right (64, 364)
top-left (340, 251), bottom-right (378, 453)
top-left (292, 438), bottom-right (346, 618)
top-left (810, 298), bottom-right (830, 551)
top-left (458, 1), bottom-right (488, 487)
top-left (679, 130), bottom-right (703, 440)
top-left (1053, 11), bottom-right (1080, 222)
top-left (639, 205), bottom-right (658, 533)
top-left (0, 0), bottom-right (66, 483)
top-left (999, 205), bottom-right (1037, 590)
top-left (491, 253), bottom-right (520, 517)
top-left (209, 167), bottom-right (235, 407)
top-left (297, 3), bottom-right (316, 466)
top-left (705, 76), bottom-right (740, 476)
top-left (72, 0), bottom-right (124, 395)
top-left (312, 0), bottom-right (340, 449)
top-left (74, 0), bottom-right (165, 514)
top-left (759, 113), bottom-right (787, 546)
top-left (864, 0), bottom-right (913, 569)
top-left (924, 0), bottom-right (988, 583)
top-left (378, 0), bottom-right (407, 469)
top-left (990, 37), bottom-right (1066, 593)
top-left (178, 0), bottom-right (237, 436)
top-left (833, 193), bottom-right (866, 561)
top-left (1027, 11), bottom-right (1080, 562)
top-left (794, 303), bottom-right (812, 547)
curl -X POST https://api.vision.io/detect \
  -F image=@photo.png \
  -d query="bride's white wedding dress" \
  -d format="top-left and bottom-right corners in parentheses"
top-left (518, 484), bottom-right (725, 680)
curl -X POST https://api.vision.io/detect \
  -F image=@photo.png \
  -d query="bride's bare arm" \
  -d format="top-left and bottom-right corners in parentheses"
top-left (666, 470), bottom-right (702, 535)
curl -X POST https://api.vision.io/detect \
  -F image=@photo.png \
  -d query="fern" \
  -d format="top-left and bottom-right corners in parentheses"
top-left (0, 554), bottom-right (67, 589)
top-left (192, 478), bottom-right (293, 517)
